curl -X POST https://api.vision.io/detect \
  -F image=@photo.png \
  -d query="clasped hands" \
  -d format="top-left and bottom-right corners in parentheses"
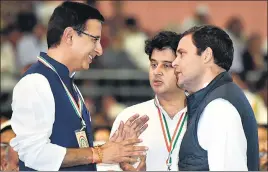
top-left (97, 114), bottom-right (149, 171)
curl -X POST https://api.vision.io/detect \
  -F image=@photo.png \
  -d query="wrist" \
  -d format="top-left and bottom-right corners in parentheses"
top-left (90, 147), bottom-right (98, 164)
top-left (91, 146), bottom-right (103, 164)
top-left (95, 145), bottom-right (103, 163)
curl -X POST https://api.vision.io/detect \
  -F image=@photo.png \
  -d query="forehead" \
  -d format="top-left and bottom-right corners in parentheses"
top-left (177, 34), bottom-right (196, 50)
top-left (151, 48), bottom-right (176, 61)
top-left (1, 130), bottom-right (15, 143)
top-left (85, 19), bottom-right (102, 35)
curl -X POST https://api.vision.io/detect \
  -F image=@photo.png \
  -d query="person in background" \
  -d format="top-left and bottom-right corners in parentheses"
top-left (122, 17), bottom-right (149, 73)
top-left (181, 4), bottom-right (211, 32)
top-left (231, 72), bottom-right (267, 125)
top-left (225, 17), bottom-right (246, 74)
top-left (0, 118), bottom-right (19, 171)
top-left (16, 12), bottom-right (46, 74)
top-left (241, 33), bottom-right (267, 88)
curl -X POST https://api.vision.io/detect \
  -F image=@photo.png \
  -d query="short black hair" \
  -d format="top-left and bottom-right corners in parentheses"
top-left (47, 1), bottom-right (105, 49)
top-left (182, 25), bottom-right (234, 71)
top-left (145, 31), bottom-right (181, 60)
top-left (16, 12), bottom-right (37, 33)
top-left (124, 17), bottom-right (137, 27)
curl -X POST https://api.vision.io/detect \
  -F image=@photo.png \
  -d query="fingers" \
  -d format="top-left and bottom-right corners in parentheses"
top-left (125, 146), bottom-right (148, 152)
top-left (123, 145), bottom-right (148, 158)
top-left (110, 129), bottom-right (119, 142)
top-left (118, 121), bottom-right (125, 137)
top-left (119, 162), bottom-right (136, 171)
top-left (137, 155), bottom-right (146, 171)
top-left (135, 123), bottom-right (148, 137)
top-left (122, 138), bottom-right (143, 146)
top-left (110, 121), bottom-right (124, 142)
top-left (124, 150), bottom-right (147, 157)
top-left (120, 157), bottom-right (140, 164)
top-left (125, 114), bottom-right (140, 126)
top-left (132, 115), bottom-right (149, 130)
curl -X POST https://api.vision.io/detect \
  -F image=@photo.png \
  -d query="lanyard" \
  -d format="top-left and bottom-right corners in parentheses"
top-left (154, 98), bottom-right (187, 170)
top-left (37, 56), bottom-right (86, 130)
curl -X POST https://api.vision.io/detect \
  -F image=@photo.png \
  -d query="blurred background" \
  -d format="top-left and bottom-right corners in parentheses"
top-left (0, 0), bottom-right (267, 171)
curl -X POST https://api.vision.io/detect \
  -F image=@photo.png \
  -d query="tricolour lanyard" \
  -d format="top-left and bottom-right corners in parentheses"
top-left (38, 56), bottom-right (86, 130)
top-left (154, 98), bottom-right (187, 171)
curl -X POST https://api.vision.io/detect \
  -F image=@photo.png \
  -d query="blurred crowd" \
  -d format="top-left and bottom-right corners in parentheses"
top-left (0, 1), bottom-right (267, 171)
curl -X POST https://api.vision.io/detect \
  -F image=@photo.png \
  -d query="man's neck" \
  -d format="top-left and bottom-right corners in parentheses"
top-left (157, 92), bottom-right (186, 119)
top-left (47, 48), bottom-right (74, 74)
top-left (187, 67), bottom-right (225, 94)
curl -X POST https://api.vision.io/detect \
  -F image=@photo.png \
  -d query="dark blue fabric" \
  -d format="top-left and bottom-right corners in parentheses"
top-left (178, 72), bottom-right (259, 171)
top-left (19, 52), bottom-right (96, 171)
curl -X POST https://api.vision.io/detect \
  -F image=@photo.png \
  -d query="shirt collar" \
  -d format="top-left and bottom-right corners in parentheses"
top-left (154, 95), bottom-right (187, 120)
top-left (39, 52), bottom-right (75, 79)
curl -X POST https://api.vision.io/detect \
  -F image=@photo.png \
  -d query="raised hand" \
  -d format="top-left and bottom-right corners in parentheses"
top-left (119, 155), bottom-right (146, 171)
top-left (124, 114), bottom-right (149, 139)
top-left (110, 114), bottom-right (149, 142)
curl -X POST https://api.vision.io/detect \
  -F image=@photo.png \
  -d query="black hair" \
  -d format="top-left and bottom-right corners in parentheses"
top-left (182, 25), bottom-right (234, 71)
top-left (47, 1), bottom-right (104, 49)
top-left (124, 17), bottom-right (137, 27)
top-left (145, 31), bottom-right (181, 60)
top-left (16, 12), bottom-right (37, 33)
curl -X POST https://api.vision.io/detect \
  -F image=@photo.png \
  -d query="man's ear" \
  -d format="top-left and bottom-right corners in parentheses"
top-left (62, 27), bottom-right (74, 45)
top-left (202, 47), bottom-right (213, 64)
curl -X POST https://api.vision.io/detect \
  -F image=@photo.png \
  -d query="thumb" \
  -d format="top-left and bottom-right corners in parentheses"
top-left (137, 155), bottom-right (146, 171)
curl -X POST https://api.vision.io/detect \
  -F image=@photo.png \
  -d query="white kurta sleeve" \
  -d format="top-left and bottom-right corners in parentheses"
top-left (10, 74), bottom-right (66, 171)
top-left (198, 98), bottom-right (248, 171)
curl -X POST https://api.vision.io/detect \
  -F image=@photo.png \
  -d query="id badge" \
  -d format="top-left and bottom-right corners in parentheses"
top-left (75, 129), bottom-right (89, 148)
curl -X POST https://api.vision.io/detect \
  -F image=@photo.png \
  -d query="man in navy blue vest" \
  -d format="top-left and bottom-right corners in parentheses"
top-left (10, 1), bottom-right (149, 171)
top-left (172, 25), bottom-right (259, 170)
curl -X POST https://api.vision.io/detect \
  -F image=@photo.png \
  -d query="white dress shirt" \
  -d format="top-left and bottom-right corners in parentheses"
top-left (198, 98), bottom-right (248, 171)
top-left (101, 97), bottom-right (248, 171)
top-left (10, 74), bottom-right (66, 171)
top-left (103, 98), bottom-right (187, 171)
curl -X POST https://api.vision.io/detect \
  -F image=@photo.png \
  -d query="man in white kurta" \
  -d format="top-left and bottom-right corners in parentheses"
top-left (104, 31), bottom-right (187, 171)
top-left (110, 97), bottom-right (187, 171)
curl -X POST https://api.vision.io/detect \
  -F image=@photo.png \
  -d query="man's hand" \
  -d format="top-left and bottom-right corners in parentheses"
top-left (110, 114), bottom-right (149, 142)
top-left (110, 114), bottom-right (149, 170)
top-left (124, 114), bottom-right (149, 139)
top-left (100, 138), bottom-right (148, 164)
top-left (119, 155), bottom-right (146, 171)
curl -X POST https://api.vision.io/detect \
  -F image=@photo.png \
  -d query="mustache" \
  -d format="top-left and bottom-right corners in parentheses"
top-left (153, 77), bottom-right (163, 82)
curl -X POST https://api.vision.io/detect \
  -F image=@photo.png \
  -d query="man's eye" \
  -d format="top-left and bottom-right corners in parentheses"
top-left (92, 38), bottom-right (98, 43)
top-left (164, 64), bottom-right (172, 68)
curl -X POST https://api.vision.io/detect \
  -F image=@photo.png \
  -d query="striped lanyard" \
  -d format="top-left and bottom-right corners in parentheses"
top-left (154, 98), bottom-right (187, 171)
top-left (37, 56), bottom-right (86, 130)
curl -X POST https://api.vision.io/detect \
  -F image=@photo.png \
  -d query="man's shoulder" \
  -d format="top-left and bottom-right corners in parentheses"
top-left (203, 98), bottom-right (240, 122)
top-left (15, 73), bottom-right (48, 90)
top-left (21, 62), bottom-right (57, 81)
top-left (15, 63), bottom-right (54, 92)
